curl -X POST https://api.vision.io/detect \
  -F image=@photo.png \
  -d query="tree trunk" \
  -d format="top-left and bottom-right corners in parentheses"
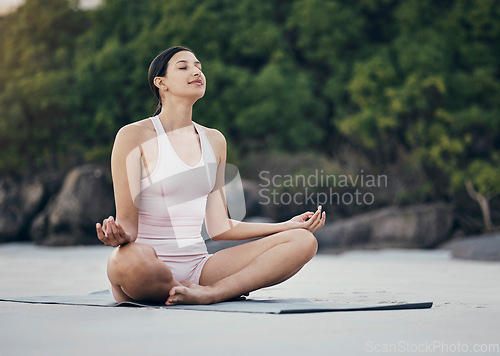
top-left (465, 180), bottom-right (495, 232)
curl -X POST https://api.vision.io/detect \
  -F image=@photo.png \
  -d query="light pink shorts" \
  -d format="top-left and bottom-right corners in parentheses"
top-left (162, 253), bottom-right (213, 285)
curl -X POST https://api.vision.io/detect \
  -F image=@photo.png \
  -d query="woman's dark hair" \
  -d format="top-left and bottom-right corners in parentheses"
top-left (148, 46), bottom-right (193, 116)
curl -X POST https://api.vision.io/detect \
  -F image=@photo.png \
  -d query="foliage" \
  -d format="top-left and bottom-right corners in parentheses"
top-left (0, 0), bottom-right (87, 172)
top-left (0, 0), bottom-right (498, 224)
top-left (339, 0), bottom-right (500, 204)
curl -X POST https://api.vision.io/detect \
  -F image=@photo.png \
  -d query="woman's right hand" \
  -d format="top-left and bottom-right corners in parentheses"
top-left (96, 216), bottom-right (132, 247)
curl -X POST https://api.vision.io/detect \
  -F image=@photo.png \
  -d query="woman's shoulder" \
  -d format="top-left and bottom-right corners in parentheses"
top-left (196, 123), bottom-right (226, 145)
top-left (115, 118), bottom-right (155, 146)
top-left (196, 123), bottom-right (227, 160)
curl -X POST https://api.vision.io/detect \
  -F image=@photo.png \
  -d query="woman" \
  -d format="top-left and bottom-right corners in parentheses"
top-left (96, 46), bottom-right (326, 305)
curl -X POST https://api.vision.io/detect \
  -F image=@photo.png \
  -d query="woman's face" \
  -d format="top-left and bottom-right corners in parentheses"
top-left (162, 51), bottom-right (206, 100)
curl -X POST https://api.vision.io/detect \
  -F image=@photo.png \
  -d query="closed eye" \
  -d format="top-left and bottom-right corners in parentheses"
top-left (177, 65), bottom-right (203, 72)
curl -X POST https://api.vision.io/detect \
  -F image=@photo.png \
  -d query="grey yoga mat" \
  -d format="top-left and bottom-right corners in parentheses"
top-left (0, 290), bottom-right (433, 314)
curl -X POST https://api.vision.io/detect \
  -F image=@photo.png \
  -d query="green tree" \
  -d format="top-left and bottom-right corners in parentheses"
top-left (74, 0), bottom-right (327, 163)
top-left (334, 0), bottom-right (500, 230)
top-left (0, 0), bottom-right (498, 232)
top-left (0, 0), bottom-right (87, 173)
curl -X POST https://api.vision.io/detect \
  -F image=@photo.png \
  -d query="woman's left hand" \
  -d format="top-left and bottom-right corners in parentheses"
top-left (284, 206), bottom-right (326, 233)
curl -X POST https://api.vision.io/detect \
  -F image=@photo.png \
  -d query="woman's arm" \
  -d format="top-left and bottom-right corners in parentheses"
top-left (215, 218), bottom-right (287, 241)
top-left (204, 130), bottom-right (325, 241)
top-left (96, 125), bottom-right (142, 246)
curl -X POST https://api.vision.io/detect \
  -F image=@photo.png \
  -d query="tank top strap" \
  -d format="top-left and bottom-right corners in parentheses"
top-left (193, 121), bottom-right (216, 164)
top-left (193, 121), bottom-right (206, 145)
top-left (150, 115), bottom-right (166, 136)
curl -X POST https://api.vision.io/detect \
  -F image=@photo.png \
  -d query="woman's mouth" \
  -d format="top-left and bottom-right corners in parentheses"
top-left (189, 80), bottom-right (203, 85)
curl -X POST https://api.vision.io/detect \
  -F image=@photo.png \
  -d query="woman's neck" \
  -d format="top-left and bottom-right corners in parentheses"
top-left (157, 100), bottom-right (194, 133)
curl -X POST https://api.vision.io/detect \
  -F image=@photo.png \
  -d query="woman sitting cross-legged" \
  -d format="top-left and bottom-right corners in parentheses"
top-left (96, 46), bottom-right (326, 306)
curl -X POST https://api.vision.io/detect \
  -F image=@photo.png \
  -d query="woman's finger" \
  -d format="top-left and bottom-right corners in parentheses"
top-left (109, 217), bottom-right (119, 236)
top-left (304, 214), bottom-right (319, 229)
top-left (306, 207), bottom-right (323, 230)
top-left (311, 212), bottom-right (326, 232)
top-left (304, 208), bottom-right (319, 223)
top-left (97, 223), bottom-right (119, 246)
top-left (96, 223), bottom-right (106, 241)
top-left (104, 218), bottom-right (114, 236)
top-left (309, 217), bottom-right (321, 232)
top-left (104, 222), bottom-right (118, 244)
top-left (103, 221), bottom-right (112, 238)
top-left (301, 212), bottom-right (313, 222)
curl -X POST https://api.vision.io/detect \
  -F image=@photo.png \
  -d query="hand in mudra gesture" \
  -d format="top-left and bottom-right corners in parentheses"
top-left (96, 216), bottom-right (132, 247)
top-left (285, 206), bottom-right (326, 233)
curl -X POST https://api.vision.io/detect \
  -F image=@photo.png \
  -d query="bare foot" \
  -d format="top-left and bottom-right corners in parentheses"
top-left (166, 280), bottom-right (214, 305)
top-left (165, 281), bottom-right (251, 305)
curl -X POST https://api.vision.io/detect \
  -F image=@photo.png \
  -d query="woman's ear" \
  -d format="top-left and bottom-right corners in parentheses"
top-left (154, 77), bottom-right (167, 91)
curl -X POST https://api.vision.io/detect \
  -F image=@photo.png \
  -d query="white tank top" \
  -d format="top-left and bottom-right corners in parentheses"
top-left (136, 115), bottom-right (217, 259)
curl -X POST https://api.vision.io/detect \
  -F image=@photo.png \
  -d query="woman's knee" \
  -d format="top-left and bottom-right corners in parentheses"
top-left (107, 242), bottom-right (158, 283)
top-left (107, 243), bottom-right (176, 303)
top-left (289, 229), bottom-right (318, 261)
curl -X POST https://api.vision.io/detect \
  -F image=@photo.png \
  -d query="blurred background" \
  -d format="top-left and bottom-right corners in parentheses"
top-left (0, 0), bottom-right (498, 257)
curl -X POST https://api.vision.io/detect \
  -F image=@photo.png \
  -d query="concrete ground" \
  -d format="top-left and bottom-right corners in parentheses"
top-left (0, 242), bottom-right (499, 356)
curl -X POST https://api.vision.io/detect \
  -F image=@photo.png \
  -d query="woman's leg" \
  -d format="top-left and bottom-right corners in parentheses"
top-left (166, 229), bottom-right (318, 305)
top-left (107, 242), bottom-right (181, 303)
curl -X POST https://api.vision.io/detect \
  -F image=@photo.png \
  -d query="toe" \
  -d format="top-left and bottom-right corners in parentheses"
top-left (166, 295), bottom-right (180, 305)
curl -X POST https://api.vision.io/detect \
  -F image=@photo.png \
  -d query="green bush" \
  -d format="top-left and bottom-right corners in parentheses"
top-left (0, 0), bottom-right (498, 229)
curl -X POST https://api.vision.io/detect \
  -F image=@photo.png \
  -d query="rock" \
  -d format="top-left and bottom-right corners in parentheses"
top-left (314, 202), bottom-right (454, 250)
top-left (0, 176), bottom-right (24, 242)
top-left (32, 164), bottom-right (115, 246)
top-left (0, 174), bottom-right (52, 242)
top-left (241, 179), bottom-right (263, 217)
top-left (29, 210), bottom-right (49, 243)
top-left (238, 150), bottom-right (433, 223)
top-left (444, 233), bottom-right (500, 261)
